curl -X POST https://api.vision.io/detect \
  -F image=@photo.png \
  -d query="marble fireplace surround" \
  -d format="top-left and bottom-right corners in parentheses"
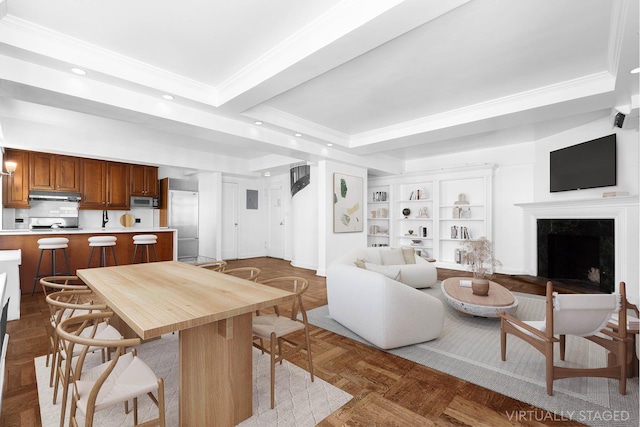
top-left (516, 195), bottom-right (639, 303)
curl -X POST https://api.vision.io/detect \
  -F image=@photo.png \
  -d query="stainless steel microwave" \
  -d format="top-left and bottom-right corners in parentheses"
top-left (130, 196), bottom-right (156, 208)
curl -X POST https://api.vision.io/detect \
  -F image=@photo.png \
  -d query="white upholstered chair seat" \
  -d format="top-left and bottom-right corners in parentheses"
top-left (56, 311), bottom-right (166, 426)
top-left (75, 352), bottom-right (160, 414)
top-left (58, 322), bottom-right (122, 360)
top-left (552, 292), bottom-right (619, 336)
top-left (253, 314), bottom-right (305, 339)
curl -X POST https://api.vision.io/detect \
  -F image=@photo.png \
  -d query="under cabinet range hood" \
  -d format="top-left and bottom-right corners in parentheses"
top-left (28, 191), bottom-right (82, 202)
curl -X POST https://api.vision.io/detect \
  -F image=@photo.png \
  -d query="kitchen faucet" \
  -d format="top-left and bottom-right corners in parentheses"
top-left (102, 210), bottom-right (109, 228)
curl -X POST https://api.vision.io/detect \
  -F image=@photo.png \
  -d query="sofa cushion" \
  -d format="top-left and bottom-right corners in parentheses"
top-left (353, 258), bottom-right (367, 269)
top-left (380, 248), bottom-right (406, 265)
top-left (401, 247), bottom-right (416, 264)
top-left (364, 262), bottom-right (401, 280)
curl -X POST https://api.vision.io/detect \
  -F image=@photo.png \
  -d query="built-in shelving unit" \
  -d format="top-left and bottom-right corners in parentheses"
top-left (367, 185), bottom-right (391, 247)
top-left (368, 165), bottom-right (494, 271)
top-left (437, 175), bottom-right (489, 267)
top-left (395, 182), bottom-right (434, 258)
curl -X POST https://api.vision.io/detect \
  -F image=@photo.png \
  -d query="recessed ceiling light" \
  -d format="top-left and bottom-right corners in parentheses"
top-left (327, 143), bottom-right (333, 147)
top-left (263, 171), bottom-right (271, 177)
top-left (254, 121), bottom-right (263, 125)
top-left (70, 67), bottom-right (86, 75)
top-left (631, 67), bottom-right (640, 74)
top-left (162, 94), bottom-right (174, 100)
top-left (294, 133), bottom-right (302, 137)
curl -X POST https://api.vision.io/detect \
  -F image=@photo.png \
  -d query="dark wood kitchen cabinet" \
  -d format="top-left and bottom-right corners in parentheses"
top-left (80, 159), bottom-right (130, 209)
top-left (130, 165), bottom-right (158, 197)
top-left (106, 161), bottom-right (130, 209)
top-left (29, 152), bottom-right (81, 192)
top-left (2, 148), bottom-right (30, 208)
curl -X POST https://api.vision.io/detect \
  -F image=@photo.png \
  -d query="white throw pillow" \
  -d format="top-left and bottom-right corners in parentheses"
top-left (401, 247), bottom-right (416, 264)
top-left (353, 258), bottom-right (367, 269)
top-left (364, 262), bottom-right (401, 281)
top-left (380, 248), bottom-right (406, 265)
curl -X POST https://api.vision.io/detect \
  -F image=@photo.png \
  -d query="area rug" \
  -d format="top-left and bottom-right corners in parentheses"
top-left (307, 286), bottom-right (639, 427)
top-left (36, 333), bottom-right (352, 427)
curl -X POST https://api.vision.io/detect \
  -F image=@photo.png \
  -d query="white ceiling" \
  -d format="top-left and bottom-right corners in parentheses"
top-left (0, 0), bottom-right (638, 176)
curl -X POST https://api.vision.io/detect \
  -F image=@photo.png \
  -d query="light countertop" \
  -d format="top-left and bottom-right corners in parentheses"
top-left (0, 227), bottom-right (176, 235)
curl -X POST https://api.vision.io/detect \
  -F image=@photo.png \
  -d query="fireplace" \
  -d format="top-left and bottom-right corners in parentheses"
top-left (537, 219), bottom-right (614, 293)
top-left (517, 196), bottom-right (637, 302)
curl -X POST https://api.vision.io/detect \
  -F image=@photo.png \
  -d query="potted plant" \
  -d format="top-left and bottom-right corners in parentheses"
top-left (460, 237), bottom-right (501, 296)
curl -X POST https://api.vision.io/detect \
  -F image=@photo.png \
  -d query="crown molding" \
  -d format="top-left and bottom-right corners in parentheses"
top-left (215, 0), bottom-right (404, 106)
top-left (606, 0), bottom-right (629, 77)
top-left (350, 71), bottom-right (616, 147)
top-left (0, 15), bottom-right (218, 106)
top-left (241, 104), bottom-right (350, 146)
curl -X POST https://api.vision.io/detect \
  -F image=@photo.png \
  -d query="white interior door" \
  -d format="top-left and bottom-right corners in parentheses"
top-left (221, 182), bottom-right (238, 260)
top-left (266, 186), bottom-right (284, 259)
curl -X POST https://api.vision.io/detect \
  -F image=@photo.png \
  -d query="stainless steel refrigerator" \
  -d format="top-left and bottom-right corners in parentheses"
top-left (162, 178), bottom-right (199, 260)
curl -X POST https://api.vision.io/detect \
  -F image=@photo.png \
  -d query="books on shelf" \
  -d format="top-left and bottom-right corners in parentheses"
top-left (408, 189), bottom-right (428, 200)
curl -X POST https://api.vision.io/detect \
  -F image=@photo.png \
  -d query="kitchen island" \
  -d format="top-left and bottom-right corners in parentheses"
top-left (0, 228), bottom-right (176, 295)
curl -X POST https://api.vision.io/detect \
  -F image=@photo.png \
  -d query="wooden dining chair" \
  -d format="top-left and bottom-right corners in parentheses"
top-left (56, 311), bottom-right (165, 427)
top-left (252, 276), bottom-right (314, 408)
top-left (40, 276), bottom-right (91, 385)
top-left (193, 260), bottom-right (227, 272)
top-left (499, 281), bottom-right (629, 396)
top-left (223, 267), bottom-right (261, 282)
top-left (46, 289), bottom-right (122, 427)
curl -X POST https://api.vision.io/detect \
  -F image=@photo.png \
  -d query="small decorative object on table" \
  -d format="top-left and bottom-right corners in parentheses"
top-left (402, 208), bottom-right (411, 218)
top-left (460, 237), bottom-right (501, 297)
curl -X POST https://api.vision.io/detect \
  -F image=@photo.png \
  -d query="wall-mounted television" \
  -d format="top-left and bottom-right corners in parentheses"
top-left (550, 134), bottom-right (616, 193)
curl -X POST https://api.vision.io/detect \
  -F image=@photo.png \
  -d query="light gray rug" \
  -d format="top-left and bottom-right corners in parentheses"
top-left (308, 287), bottom-right (639, 427)
top-left (36, 333), bottom-right (351, 427)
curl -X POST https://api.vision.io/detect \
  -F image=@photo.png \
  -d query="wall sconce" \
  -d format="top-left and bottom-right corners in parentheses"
top-left (1, 161), bottom-right (17, 176)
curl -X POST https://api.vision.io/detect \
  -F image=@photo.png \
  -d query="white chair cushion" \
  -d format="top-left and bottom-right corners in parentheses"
top-left (133, 235), bottom-right (157, 244)
top-left (253, 314), bottom-right (305, 339)
top-left (38, 237), bottom-right (69, 249)
top-left (553, 293), bottom-right (620, 336)
top-left (75, 352), bottom-right (159, 414)
top-left (60, 322), bottom-right (122, 360)
top-left (88, 236), bottom-right (117, 246)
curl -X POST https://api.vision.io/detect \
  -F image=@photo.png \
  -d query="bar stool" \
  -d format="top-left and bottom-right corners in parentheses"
top-left (132, 234), bottom-right (158, 263)
top-left (87, 236), bottom-right (118, 267)
top-left (31, 237), bottom-right (71, 295)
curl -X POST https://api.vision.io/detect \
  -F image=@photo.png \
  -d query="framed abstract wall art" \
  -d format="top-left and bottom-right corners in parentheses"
top-left (333, 173), bottom-right (363, 233)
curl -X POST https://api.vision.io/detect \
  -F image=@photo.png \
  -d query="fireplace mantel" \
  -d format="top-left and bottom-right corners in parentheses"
top-left (516, 195), bottom-right (639, 213)
top-left (515, 195), bottom-right (639, 303)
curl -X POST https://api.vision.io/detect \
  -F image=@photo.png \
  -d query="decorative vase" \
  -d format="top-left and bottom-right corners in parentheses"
top-left (471, 278), bottom-right (490, 296)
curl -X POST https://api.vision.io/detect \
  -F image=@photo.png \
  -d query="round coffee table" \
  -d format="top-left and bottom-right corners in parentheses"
top-left (441, 277), bottom-right (518, 318)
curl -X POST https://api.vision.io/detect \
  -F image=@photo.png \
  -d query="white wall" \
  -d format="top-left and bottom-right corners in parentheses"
top-left (197, 171), bottom-right (222, 259)
top-left (221, 176), bottom-right (266, 259)
top-left (318, 160), bottom-right (368, 276)
top-left (396, 117), bottom-right (638, 294)
top-left (533, 118), bottom-right (639, 201)
top-left (291, 166), bottom-right (318, 270)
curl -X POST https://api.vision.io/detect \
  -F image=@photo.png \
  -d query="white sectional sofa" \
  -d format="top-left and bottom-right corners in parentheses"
top-left (326, 247), bottom-right (443, 349)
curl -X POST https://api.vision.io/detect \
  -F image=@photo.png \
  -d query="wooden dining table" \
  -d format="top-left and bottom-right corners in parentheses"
top-left (76, 261), bottom-right (295, 427)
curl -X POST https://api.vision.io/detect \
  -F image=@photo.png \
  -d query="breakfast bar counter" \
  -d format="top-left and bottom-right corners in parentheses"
top-left (0, 228), bottom-right (177, 294)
